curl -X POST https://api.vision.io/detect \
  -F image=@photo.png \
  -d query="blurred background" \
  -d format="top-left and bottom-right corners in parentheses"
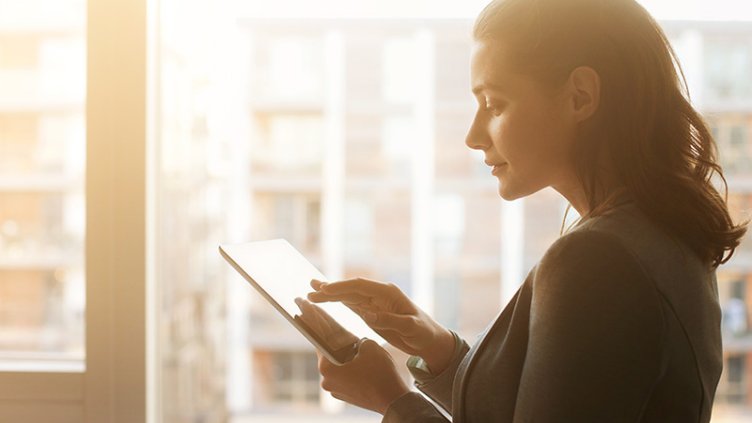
top-left (1, 0), bottom-right (752, 421)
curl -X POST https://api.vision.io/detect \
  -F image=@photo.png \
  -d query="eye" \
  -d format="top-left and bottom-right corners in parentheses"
top-left (485, 101), bottom-right (505, 116)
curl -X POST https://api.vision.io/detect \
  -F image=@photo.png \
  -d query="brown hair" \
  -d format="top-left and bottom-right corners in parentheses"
top-left (473, 0), bottom-right (748, 268)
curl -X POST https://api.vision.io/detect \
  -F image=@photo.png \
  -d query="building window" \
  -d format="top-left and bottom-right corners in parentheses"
top-left (723, 354), bottom-right (747, 404)
top-left (381, 115), bottom-right (414, 177)
top-left (269, 351), bottom-right (320, 404)
top-left (344, 198), bottom-right (373, 259)
top-left (254, 193), bottom-right (321, 253)
top-left (433, 193), bottom-right (465, 257)
top-left (709, 119), bottom-right (751, 175)
top-left (704, 39), bottom-right (752, 102)
top-left (382, 36), bottom-right (418, 105)
top-left (722, 279), bottom-right (749, 336)
top-left (254, 36), bottom-right (325, 102)
top-left (251, 113), bottom-right (325, 174)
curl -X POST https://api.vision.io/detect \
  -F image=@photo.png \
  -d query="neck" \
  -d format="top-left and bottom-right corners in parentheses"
top-left (552, 166), bottom-right (628, 218)
top-left (554, 179), bottom-right (589, 217)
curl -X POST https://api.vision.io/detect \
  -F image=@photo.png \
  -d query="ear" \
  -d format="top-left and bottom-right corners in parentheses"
top-left (567, 66), bottom-right (601, 122)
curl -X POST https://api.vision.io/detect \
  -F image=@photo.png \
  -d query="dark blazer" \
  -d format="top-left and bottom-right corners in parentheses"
top-left (383, 199), bottom-right (722, 422)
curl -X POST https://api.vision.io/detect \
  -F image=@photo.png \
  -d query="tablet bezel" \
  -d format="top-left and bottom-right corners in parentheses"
top-left (219, 242), bottom-right (359, 365)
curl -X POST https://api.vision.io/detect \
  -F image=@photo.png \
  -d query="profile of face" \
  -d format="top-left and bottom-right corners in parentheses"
top-left (465, 41), bottom-right (600, 202)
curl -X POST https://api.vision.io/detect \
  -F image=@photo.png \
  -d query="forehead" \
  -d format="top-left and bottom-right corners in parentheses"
top-left (469, 41), bottom-right (517, 94)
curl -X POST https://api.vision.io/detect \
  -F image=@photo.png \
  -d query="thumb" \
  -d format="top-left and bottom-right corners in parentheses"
top-left (356, 338), bottom-right (382, 355)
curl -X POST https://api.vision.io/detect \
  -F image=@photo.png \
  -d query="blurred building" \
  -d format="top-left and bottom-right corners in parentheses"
top-left (3, 5), bottom-right (752, 423)
top-left (156, 0), bottom-right (231, 421)
top-left (0, 0), bottom-right (85, 366)
top-left (662, 21), bottom-right (752, 412)
top-left (229, 18), bottom-right (752, 421)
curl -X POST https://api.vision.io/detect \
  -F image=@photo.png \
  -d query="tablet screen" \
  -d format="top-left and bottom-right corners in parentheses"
top-left (220, 239), bottom-right (383, 358)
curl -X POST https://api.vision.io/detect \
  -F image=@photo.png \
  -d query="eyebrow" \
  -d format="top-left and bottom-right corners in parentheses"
top-left (471, 82), bottom-right (509, 96)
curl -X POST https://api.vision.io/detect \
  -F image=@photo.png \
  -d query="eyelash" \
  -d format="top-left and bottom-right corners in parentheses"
top-left (484, 102), bottom-right (504, 116)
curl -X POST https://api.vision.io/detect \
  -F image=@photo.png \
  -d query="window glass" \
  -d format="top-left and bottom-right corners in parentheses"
top-left (0, 0), bottom-right (85, 369)
top-left (155, 1), bottom-right (752, 421)
top-left (704, 38), bottom-right (752, 102)
top-left (382, 36), bottom-right (419, 105)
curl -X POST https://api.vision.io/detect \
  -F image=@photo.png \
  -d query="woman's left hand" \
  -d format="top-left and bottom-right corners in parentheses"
top-left (294, 297), bottom-right (412, 414)
top-left (317, 337), bottom-right (412, 415)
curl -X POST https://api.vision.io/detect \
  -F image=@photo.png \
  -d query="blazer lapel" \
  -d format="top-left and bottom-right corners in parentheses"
top-left (451, 282), bottom-right (525, 422)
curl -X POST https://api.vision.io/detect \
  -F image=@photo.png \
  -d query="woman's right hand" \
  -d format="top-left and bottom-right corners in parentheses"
top-left (306, 277), bottom-right (456, 375)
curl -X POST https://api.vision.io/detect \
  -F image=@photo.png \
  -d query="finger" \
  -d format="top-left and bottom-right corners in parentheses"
top-left (307, 302), bottom-right (346, 329)
top-left (295, 296), bottom-right (312, 313)
top-left (320, 376), bottom-right (335, 392)
top-left (343, 303), bottom-right (416, 337)
top-left (296, 296), bottom-right (322, 316)
top-left (307, 291), bottom-right (374, 307)
top-left (296, 297), bottom-right (328, 333)
top-left (299, 298), bottom-right (359, 347)
top-left (318, 352), bottom-right (334, 374)
top-left (294, 297), bottom-right (317, 323)
top-left (295, 297), bottom-right (323, 326)
top-left (310, 278), bottom-right (328, 290)
top-left (318, 278), bottom-right (396, 297)
top-left (353, 338), bottom-right (383, 359)
top-left (362, 311), bottom-right (419, 337)
top-left (345, 303), bottom-right (374, 316)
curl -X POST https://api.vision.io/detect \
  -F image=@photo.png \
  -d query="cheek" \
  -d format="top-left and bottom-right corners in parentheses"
top-left (512, 106), bottom-right (568, 164)
top-left (490, 109), bottom-right (543, 162)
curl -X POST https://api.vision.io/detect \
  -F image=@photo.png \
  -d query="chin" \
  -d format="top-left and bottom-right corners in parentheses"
top-left (497, 182), bottom-right (540, 202)
top-left (497, 187), bottom-right (524, 201)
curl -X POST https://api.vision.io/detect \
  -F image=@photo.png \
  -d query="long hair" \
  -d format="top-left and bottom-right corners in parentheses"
top-left (473, 0), bottom-right (748, 268)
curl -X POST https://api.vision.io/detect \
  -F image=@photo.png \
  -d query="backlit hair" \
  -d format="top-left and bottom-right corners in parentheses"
top-left (473, 0), bottom-right (748, 268)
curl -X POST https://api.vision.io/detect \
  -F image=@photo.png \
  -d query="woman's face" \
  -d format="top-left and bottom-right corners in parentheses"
top-left (466, 40), bottom-right (578, 201)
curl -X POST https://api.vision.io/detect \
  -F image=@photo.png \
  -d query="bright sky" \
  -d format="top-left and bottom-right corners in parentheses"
top-left (235, 0), bottom-right (752, 20)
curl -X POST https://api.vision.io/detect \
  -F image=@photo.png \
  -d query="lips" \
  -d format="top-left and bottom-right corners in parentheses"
top-left (491, 163), bottom-right (507, 175)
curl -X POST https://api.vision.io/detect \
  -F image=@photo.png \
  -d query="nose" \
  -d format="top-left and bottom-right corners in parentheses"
top-left (465, 112), bottom-right (489, 151)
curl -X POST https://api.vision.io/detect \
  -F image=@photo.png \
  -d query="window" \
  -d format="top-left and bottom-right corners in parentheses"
top-left (254, 36), bottom-right (326, 103)
top-left (251, 113), bottom-right (325, 175)
top-left (704, 38), bottom-right (752, 103)
top-left (433, 194), bottom-right (465, 257)
top-left (155, 14), bottom-right (752, 421)
top-left (344, 198), bottom-right (373, 259)
top-left (381, 115), bottom-right (415, 177)
top-left (721, 279), bottom-right (749, 336)
top-left (0, 0), bottom-right (85, 366)
top-left (3, 1), bottom-right (752, 422)
top-left (706, 117), bottom-right (752, 176)
top-left (268, 351), bottom-right (320, 404)
top-left (382, 36), bottom-right (419, 105)
top-left (721, 354), bottom-right (747, 404)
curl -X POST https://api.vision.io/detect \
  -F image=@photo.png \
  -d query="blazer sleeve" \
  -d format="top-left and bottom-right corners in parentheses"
top-left (512, 229), bottom-right (667, 422)
top-left (381, 330), bottom-right (471, 422)
top-left (381, 392), bottom-right (449, 423)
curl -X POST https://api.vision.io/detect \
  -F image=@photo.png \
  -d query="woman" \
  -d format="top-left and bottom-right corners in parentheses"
top-left (304, 0), bottom-right (749, 421)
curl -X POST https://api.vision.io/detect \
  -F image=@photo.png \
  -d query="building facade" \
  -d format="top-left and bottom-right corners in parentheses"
top-left (2, 5), bottom-right (752, 423)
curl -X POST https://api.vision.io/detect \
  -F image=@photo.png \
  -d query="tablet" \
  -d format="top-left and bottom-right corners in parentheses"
top-left (219, 239), bottom-right (382, 365)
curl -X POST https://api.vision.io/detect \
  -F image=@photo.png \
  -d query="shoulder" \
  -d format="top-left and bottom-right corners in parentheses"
top-left (538, 227), bottom-right (646, 280)
top-left (560, 200), bottom-right (694, 271)
top-left (531, 228), bottom-right (667, 348)
top-left (534, 228), bottom-right (663, 319)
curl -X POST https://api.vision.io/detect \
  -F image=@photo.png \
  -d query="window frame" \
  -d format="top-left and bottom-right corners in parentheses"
top-left (0, 0), bottom-right (154, 421)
